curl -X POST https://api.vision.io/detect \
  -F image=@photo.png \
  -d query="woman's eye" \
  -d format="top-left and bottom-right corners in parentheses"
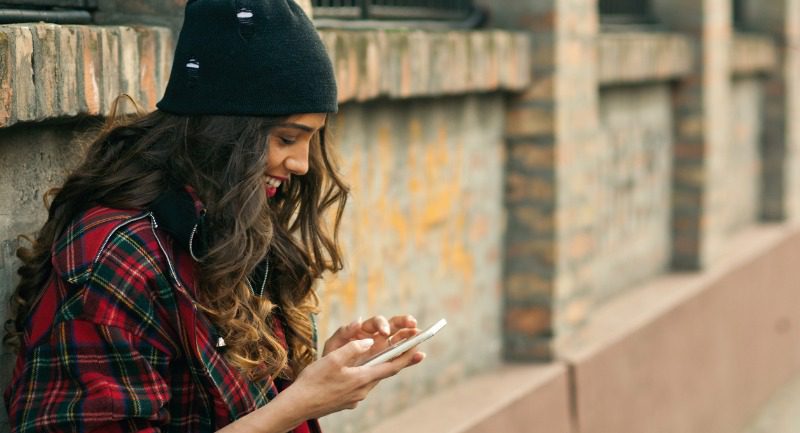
top-left (279, 136), bottom-right (296, 145)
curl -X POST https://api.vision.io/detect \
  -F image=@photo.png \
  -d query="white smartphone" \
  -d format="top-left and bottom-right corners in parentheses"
top-left (360, 318), bottom-right (447, 367)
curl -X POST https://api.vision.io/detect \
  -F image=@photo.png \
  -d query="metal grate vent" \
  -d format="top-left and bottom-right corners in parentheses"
top-left (312, 0), bottom-right (474, 22)
top-left (0, 0), bottom-right (96, 24)
top-left (599, 0), bottom-right (654, 25)
top-left (733, 0), bottom-right (746, 29)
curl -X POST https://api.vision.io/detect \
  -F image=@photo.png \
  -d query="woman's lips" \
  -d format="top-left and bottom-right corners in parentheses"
top-left (265, 174), bottom-right (285, 198)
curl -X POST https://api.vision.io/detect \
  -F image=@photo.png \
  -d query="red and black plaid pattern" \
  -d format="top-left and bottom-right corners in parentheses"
top-left (5, 206), bottom-right (320, 433)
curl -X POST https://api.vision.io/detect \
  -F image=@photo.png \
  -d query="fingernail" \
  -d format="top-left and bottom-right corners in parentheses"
top-left (358, 338), bottom-right (374, 349)
top-left (381, 325), bottom-right (390, 335)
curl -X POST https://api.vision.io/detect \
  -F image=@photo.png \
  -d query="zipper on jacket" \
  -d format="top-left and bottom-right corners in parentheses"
top-left (92, 212), bottom-right (154, 267)
top-left (149, 213), bottom-right (184, 290)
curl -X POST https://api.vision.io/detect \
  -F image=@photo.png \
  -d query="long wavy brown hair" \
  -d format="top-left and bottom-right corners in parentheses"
top-left (4, 101), bottom-right (349, 382)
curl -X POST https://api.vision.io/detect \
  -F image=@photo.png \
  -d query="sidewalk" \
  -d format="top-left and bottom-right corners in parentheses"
top-left (741, 373), bottom-right (800, 433)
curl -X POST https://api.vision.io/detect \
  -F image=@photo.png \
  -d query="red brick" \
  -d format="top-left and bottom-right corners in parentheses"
top-left (99, 28), bottom-right (121, 114)
top-left (505, 305), bottom-right (552, 335)
top-left (31, 24), bottom-right (60, 121)
top-left (77, 26), bottom-right (102, 116)
top-left (155, 28), bottom-right (173, 98)
top-left (506, 173), bottom-right (555, 202)
top-left (0, 29), bottom-right (13, 126)
top-left (135, 27), bottom-right (158, 110)
top-left (118, 27), bottom-right (141, 114)
top-left (58, 26), bottom-right (80, 117)
top-left (11, 26), bottom-right (35, 123)
top-left (505, 273), bottom-right (554, 300)
top-left (506, 105), bottom-right (554, 137)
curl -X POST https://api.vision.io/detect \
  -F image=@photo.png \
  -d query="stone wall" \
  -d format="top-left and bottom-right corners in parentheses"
top-left (488, 0), bottom-right (788, 364)
top-left (723, 78), bottom-right (763, 237)
top-left (0, 24), bottom-right (172, 128)
top-left (0, 13), bottom-right (529, 433)
top-left (593, 84), bottom-right (674, 303)
top-left (0, 123), bottom-right (90, 430)
top-left (319, 95), bottom-right (506, 433)
top-left (3, 0), bottom-right (800, 432)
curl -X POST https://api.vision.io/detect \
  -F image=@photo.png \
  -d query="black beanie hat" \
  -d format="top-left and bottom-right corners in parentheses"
top-left (157, 0), bottom-right (338, 116)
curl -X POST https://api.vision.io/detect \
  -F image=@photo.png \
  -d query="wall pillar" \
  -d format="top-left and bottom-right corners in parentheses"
top-left (652, 0), bottom-right (734, 269)
top-left (745, 0), bottom-right (800, 222)
top-left (487, 0), bottom-right (601, 361)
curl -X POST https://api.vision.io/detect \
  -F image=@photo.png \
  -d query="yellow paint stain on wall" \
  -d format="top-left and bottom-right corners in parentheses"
top-left (411, 122), bottom-right (462, 246)
top-left (322, 273), bottom-right (358, 311)
top-left (445, 213), bottom-right (475, 285)
top-left (389, 207), bottom-right (409, 248)
top-left (419, 188), bottom-right (454, 229)
top-left (345, 140), bottom-right (363, 195)
top-left (377, 126), bottom-right (393, 182)
top-left (366, 269), bottom-right (385, 309)
top-left (423, 128), bottom-right (449, 181)
top-left (408, 119), bottom-right (422, 194)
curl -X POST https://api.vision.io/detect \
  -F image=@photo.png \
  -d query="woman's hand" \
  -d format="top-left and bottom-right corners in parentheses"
top-left (322, 315), bottom-right (419, 358)
top-left (216, 339), bottom-right (424, 433)
top-left (217, 317), bottom-right (425, 433)
top-left (288, 338), bottom-right (425, 419)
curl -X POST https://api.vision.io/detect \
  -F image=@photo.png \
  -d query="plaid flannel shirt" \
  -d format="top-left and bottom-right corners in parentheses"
top-left (4, 204), bottom-right (322, 433)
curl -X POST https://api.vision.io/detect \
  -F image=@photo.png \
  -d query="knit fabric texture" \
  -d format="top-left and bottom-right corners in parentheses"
top-left (157, 0), bottom-right (338, 116)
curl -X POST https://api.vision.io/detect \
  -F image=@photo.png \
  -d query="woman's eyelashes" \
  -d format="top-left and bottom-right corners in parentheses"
top-left (278, 136), bottom-right (296, 145)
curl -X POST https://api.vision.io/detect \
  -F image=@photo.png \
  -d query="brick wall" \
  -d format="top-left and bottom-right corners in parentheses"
top-left (747, 0), bottom-right (800, 222)
top-left (490, 0), bottom-right (793, 363)
top-left (491, 0), bottom-right (603, 360)
top-left (0, 24), bottom-right (172, 127)
top-left (3, 0), bottom-right (800, 431)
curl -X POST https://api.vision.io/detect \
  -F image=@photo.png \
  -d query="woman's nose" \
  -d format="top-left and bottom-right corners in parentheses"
top-left (285, 143), bottom-right (309, 175)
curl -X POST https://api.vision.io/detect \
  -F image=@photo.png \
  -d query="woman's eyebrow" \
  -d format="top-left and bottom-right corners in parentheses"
top-left (277, 122), bottom-right (317, 132)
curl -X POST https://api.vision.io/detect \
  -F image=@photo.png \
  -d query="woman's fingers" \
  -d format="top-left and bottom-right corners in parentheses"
top-left (360, 316), bottom-right (391, 336)
top-left (388, 315), bottom-right (417, 334)
top-left (360, 314), bottom-right (418, 336)
top-left (324, 315), bottom-right (421, 357)
top-left (386, 327), bottom-right (419, 346)
top-left (322, 319), bottom-right (360, 355)
top-left (328, 338), bottom-right (376, 366)
top-left (362, 346), bottom-right (426, 381)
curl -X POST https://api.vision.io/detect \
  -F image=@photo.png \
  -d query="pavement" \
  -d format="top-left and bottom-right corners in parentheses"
top-left (741, 373), bottom-right (800, 433)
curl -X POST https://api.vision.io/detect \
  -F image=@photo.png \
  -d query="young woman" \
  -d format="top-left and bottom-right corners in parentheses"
top-left (3, 1), bottom-right (423, 432)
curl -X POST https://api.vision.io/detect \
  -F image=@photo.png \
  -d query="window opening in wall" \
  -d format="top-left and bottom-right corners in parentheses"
top-left (312, 0), bottom-right (484, 29)
top-left (599, 0), bottom-right (656, 26)
top-left (732, 0), bottom-right (746, 30)
top-left (0, 0), bottom-right (96, 24)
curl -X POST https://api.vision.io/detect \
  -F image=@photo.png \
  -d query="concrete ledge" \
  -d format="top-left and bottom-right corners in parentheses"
top-left (366, 364), bottom-right (573, 433)
top-left (0, 23), bottom-right (172, 128)
top-left (598, 32), bottom-right (693, 86)
top-left (319, 30), bottom-right (531, 103)
top-left (732, 33), bottom-right (778, 77)
top-left (0, 24), bottom-right (530, 128)
top-left (556, 224), bottom-right (800, 433)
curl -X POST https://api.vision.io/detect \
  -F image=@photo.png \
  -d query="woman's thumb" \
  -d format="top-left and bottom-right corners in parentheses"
top-left (338, 338), bottom-right (375, 364)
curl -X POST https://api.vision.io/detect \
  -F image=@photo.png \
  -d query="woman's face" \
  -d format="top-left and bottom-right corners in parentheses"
top-left (264, 112), bottom-right (326, 198)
